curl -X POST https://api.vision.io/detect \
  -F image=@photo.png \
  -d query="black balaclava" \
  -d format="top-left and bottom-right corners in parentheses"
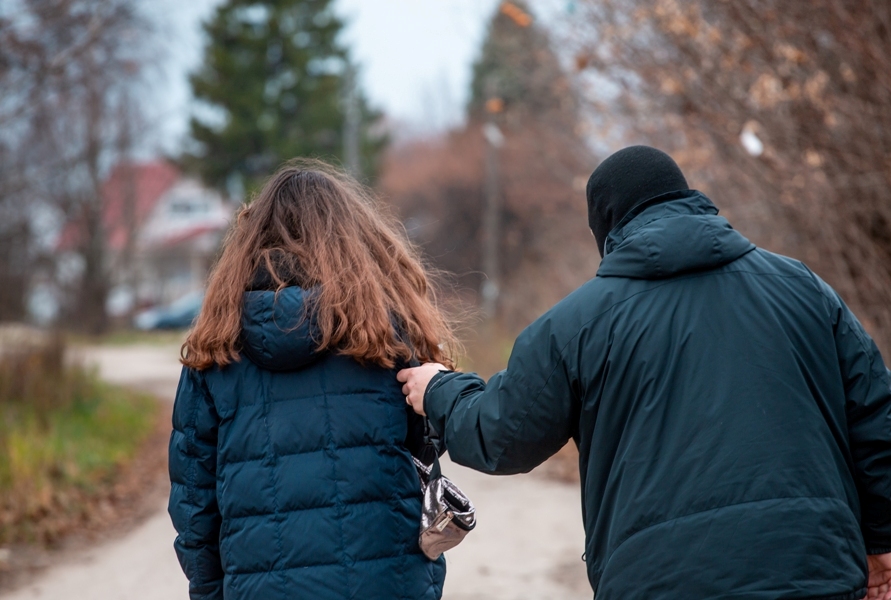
top-left (586, 145), bottom-right (689, 257)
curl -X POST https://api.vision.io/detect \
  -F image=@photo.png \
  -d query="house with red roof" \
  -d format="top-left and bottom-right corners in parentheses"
top-left (56, 161), bottom-right (235, 316)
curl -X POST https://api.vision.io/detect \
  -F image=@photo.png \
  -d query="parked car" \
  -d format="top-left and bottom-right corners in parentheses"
top-left (133, 291), bottom-right (204, 331)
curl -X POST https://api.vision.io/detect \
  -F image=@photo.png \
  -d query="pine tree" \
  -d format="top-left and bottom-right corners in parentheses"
top-left (468, 0), bottom-right (576, 125)
top-left (186, 0), bottom-right (384, 193)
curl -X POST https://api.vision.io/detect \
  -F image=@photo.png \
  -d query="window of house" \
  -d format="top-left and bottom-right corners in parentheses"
top-left (169, 199), bottom-right (210, 215)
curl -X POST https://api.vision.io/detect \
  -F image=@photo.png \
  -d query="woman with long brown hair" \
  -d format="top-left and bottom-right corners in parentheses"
top-left (168, 159), bottom-right (456, 600)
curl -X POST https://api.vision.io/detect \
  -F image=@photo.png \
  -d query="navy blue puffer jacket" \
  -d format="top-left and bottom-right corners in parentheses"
top-left (168, 286), bottom-right (446, 600)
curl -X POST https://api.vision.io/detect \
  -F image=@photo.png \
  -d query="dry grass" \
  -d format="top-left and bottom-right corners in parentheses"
top-left (458, 320), bottom-right (517, 378)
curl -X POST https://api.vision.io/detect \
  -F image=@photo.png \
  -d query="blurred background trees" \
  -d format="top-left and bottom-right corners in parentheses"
top-left (568, 0), bottom-right (891, 355)
top-left (0, 0), bottom-right (386, 334)
top-left (382, 1), bottom-right (595, 328)
top-left (0, 0), bottom-right (151, 333)
top-left (184, 0), bottom-right (386, 193)
top-left (0, 0), bottom-right (889, 359)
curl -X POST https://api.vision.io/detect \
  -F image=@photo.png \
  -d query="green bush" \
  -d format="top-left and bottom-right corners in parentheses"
top-left (0, 335), bottom-right (159, 545)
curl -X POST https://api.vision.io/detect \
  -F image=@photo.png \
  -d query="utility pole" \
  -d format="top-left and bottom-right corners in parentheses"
top-left (481, 78), bottom-right (504, 319)
top-left (343, 63), bottom-right (361, 178)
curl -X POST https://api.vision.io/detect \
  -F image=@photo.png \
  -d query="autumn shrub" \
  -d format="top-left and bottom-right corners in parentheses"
top-left (569, 0), bottom-right (891, 356)
top-left (0, 331), bottom-right (159, 546)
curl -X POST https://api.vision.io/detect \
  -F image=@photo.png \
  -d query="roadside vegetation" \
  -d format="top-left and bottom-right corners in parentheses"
top-left (0, 332), bottom-right (160, 546)
top-left (70, 328), bottom-right (187, 348)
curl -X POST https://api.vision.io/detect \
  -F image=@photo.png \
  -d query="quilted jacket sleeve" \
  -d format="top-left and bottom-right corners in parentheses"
top-left (168, 366), bottom-right (224, 599)
top-left (822, 285), bottom-right (891, 554)
top-left (424, 313), bottom-right (580, 475)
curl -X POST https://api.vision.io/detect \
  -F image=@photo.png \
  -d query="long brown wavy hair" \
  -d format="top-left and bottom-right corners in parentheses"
top-left (182, 158), bottom-right (459, 371)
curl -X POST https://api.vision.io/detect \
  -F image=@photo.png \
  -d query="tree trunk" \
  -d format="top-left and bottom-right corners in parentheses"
top-left (0, 219), bottom-right (30, 322)
top-left (75, 78), bottom-right (109, 335)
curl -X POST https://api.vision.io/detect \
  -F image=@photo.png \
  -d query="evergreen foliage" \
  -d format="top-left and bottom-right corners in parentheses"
top-left (186, 0), bottom-right (385, 193)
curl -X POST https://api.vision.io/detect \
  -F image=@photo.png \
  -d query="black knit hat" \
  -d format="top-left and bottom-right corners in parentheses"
top-left (586, 146), bottom-right (689, 257)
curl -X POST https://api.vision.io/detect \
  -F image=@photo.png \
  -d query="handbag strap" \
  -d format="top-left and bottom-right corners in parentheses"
top-left (406, 352), bottom-right (442, 467)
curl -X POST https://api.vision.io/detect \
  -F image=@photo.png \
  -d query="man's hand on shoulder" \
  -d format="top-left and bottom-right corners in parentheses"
top-left (397, 363), bottom-right (446, 416)
top-left (867, 552), bottom-right (891, 600)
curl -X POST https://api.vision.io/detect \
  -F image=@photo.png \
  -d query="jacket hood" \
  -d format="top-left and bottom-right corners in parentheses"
top-left (597, 190), bottom-right (755, 279)
top-left (240, 286), bottom-right (322, 371)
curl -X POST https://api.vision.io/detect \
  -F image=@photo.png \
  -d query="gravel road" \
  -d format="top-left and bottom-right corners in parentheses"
top-left (1, 344), bottom-right (591, 600)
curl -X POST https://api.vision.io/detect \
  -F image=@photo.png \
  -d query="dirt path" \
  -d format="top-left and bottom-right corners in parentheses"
top-left (1, 344), bottom-right (591, 600)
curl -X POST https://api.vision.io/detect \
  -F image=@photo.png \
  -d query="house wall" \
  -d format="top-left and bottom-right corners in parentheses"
top-left (128, 179), bottom-right (233, 309)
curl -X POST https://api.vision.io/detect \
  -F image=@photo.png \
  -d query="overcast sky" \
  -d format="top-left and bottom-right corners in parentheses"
top-left (148, 0), bottom-right (507, 155)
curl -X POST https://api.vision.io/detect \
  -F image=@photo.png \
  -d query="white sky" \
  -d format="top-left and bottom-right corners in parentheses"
top-left (337, 0), bottom-right (501, 131)
top-left (147, 0), bottom-right (505, 154)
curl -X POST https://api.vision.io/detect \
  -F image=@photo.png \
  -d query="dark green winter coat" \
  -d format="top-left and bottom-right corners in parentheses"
top-left (424, 191), bottom-right (891, 599)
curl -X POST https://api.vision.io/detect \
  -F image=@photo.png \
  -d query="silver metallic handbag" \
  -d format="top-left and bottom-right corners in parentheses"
top-left (413, 450), bottom-right (476, 560)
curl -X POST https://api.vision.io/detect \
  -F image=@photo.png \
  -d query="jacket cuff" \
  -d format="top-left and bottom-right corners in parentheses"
top-left (190, 581), bottom-right (224, 600)
top-left (864, 531), bottom-right (891, 555)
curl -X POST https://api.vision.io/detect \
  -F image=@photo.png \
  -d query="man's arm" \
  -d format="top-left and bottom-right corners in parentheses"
top-left (823, 290), bottom-right (891, 556)
top-left (168, 367), bottom-right (224, 600)
top-left (400, 314), bottom-right (581, 475)
top-left (812, 272), bottom-right (891, 600)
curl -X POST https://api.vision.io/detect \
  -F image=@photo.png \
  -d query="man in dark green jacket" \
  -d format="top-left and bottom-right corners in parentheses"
top-left (398, 146), bottom-right (891, 599)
